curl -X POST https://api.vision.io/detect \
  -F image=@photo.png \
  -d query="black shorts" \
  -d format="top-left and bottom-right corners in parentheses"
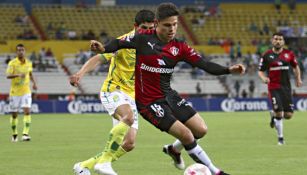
top-left (138, 90), bottom-right (196, 132)
top-left (269, 88), bottom-right (294, 113)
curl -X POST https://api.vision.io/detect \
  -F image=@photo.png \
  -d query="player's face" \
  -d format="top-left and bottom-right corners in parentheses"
top-left (16, 46), bottom-right (25, 58)
top-left (272, 35), bottom-right (284, 49)
top-left (136, 22), bottom-right (155, 31)
top-left (156, 16), bottom-right (178, 42)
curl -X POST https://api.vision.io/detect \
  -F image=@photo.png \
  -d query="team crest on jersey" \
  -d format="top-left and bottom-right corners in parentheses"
top-left (157, 59), bottom-right (166, 66)
top-left (269, 55), bottom-right (274, 59)
top-left (284, 53), bottom-right (289, 58)
top-left (170, 46), bottom-right (179, 56)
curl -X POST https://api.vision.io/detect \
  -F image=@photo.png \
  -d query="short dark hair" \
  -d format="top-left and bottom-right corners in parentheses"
top-left (156, 2), bottom-right (179, 21)
top-left (16, 43), bottom-right (24, 49)
top-left (135, 9), bottom-right (155, 26)
top-left (272, 32), bottom-right (284, 38)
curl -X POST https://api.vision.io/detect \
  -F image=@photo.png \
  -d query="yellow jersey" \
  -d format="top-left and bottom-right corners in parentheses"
top-left (6, 57), bottom-right (33, 96)
top-left (101, 30), bottom-right (136, 99)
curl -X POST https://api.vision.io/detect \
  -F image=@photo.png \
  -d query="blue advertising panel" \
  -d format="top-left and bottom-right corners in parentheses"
top-left (0, 98), bottom-right (306, 114)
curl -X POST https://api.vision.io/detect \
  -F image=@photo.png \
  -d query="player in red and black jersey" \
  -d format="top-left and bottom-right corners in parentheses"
top-left (90, 3), bottom-right (245, 175)
top-left (258, 32), bottom-right (303, 145)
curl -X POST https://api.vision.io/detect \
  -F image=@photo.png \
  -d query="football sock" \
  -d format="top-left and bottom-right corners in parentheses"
top-left (274, 118), bottom-right (283, 138)
top-left (10, 117), bottom-right (18, 135)
top-left (172, 139), bottom-right (184, 152)
top-left (22, 115), bottom-right (31, 135)
top-left (185, 141), bottom-right (220, 175)
top-left (97, 121), bottom-right (130, 163)
top-left (112, 146), bottom-right (127, 162)
top-left (81, 152), bottom-right (103, 169)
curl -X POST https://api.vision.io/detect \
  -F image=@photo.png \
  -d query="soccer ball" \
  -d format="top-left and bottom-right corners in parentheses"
top-left (184, 163), bottom-right (212, 175)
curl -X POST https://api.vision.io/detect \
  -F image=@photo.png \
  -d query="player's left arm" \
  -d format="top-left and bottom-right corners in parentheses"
top-left (293, 65), bottom-right (303, 87)
top-left (182, 44), bottom-right (245, 75)
top-left (29, 72), bottom-right (37, 90)
top-left (290, 52), bottom-right (303, 87)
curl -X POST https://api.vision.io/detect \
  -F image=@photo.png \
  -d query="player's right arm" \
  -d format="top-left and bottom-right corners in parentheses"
top-left (6, 62), bottom-right (25, 79)
top-left (69, 54), bottom-right (107, 87)
top-left (258, 56), bottom-right (270, 84)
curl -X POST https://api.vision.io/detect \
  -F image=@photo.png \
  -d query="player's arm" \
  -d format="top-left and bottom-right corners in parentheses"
top-left (69, 54), bottom-right (106, 87)
top-left (6, 64), bottom-right (25, 79)
top-left (182, 43), bottom-right (245, 75)
top-left (29, 72), bottom-right (37, 90)
top-left (90, 33), bottom-right (137, 54)
top-left (258, 55), bottom-right (269, 84)
top-left (293, 65), bottom-right (303, 87)
top-left (258, 71), bottom-right (269, 84)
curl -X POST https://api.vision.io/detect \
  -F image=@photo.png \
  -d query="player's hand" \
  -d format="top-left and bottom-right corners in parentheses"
top-left (229, 64), bottom-right (245, 75)
top-left (69, 73), bottom-right (81, 87)
top-left (32, 83), bottom-right (37, 90)
top-left (90, 40), bottom-right (105, 53)
top-left (261, 77), bottom-right (270, 84)
top-left (296, 79), bottom-right (303, 87)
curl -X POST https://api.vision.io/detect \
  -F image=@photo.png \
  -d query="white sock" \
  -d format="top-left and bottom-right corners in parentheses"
top-left (274, 118), bottom-right (283, 138)
top-left (187, 144), bottom-right (220, 174)
top-left (172, 139), bottom-right (184, 152)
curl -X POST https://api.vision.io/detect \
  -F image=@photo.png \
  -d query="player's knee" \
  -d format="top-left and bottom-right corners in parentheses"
top-left (121, 110), bottom-right (134, 126)
top-left (122, 140), bottom-right (136, 152)
top-left (179, 128), bottom-right (194, 145)
top-left (284, 112), bottom-right (293, 120)
top-left (194, 125), bottom-right (208, 139)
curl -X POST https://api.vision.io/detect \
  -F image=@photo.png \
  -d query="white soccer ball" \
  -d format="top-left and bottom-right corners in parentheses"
top-left (184, 163), bottom-right (212, 175)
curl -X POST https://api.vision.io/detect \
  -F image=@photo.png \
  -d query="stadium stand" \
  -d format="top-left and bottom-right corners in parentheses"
top-left (0, 4), bottom-right (39, 41)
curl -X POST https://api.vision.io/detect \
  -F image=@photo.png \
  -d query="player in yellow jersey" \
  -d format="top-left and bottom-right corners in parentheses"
top-left (71, 10), bottom-right (155, 175)
top-left (6, 44), bottom-right (37, 142)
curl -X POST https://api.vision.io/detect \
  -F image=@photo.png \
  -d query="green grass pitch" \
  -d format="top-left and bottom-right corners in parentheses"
top-left (0, 112), bottom-right (307, 175)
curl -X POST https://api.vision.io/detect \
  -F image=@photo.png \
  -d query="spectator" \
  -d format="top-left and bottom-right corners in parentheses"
top-left (45, 48), bottom-right (54, 57)
top-left (248, 80), bottom-right (255, 98)
top-left (263, 23), bottom-right (270, 35)
top-left (234, 80), bottom-right (241, 97)
top-left (288, 0), bottom-right (296, 12)
top-left (236, 41), bottom-right (242, 59)
top-left (241, 89), bottom-right (248, 98)
top-left (275, 0), bottom-right (281, 13)
top-left (249, 21), bottom-right (258, 33)
top-left (196, 82), bottom-right (202, 95)
top-left (5, 55), bottom-right (11, 64)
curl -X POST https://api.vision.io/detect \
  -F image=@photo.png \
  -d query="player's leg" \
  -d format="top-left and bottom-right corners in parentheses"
top-left (21, 94), bottom-right (32, 141)
top-left (9, 96), bottom-right (20, 142)
top-left (270, 90), bottom-right (285, 145)
top-left (141, 102), bottom-right (228, 175)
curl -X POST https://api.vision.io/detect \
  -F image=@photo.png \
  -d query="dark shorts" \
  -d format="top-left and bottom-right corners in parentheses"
top-left (138, 90), bottom-right (196, 132)
top-left (269, 88), bottom-right (294, 113)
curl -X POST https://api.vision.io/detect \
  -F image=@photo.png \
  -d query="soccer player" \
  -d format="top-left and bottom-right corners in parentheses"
top-left (258, 32), bottom-right (302, 145)
top-left (71, 10), bottom-right (155, 175)
top-left (6, 44), bottom-right (37, 142)
top-left (84, 3), bottom-right (246, 175)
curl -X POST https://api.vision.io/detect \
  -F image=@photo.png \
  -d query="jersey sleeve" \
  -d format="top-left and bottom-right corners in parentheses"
top-left (6, 62), bottom-right (14, 75)
top-left (29, 62), bottom-right (33, 72)
top-left (289, 51), bottom-right (298, 67)
top-left (258, 54), bottom-right (267, 71)
top-left (181, 42), bottom-right (202, 65)
top-left (101, 53), bottom-right (114, 62)
top-left (104, 32), bottom-right (138, 53)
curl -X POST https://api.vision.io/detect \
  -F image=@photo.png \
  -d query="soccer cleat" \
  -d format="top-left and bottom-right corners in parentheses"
top-left (278, 137), bottom-right (285, 145)
top-left (22, 134), bottom-right (31, 141)
top-left (11, 135), bottom-right (18, 142)
top-left (94, 162), bottom-right (117, 175)
top-left (163, 145), bottom-right (185, 170)
top-left (269, 110), bottom-right (275, 128)
top-left (217, 171), bottom-right (230, 175)
top-left (73, 162), bottom-right (91, 175)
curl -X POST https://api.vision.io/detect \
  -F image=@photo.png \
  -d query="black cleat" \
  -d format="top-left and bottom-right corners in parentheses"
top-left (269, 110), bottom-right (275, 128)
top-left (217, 171), bottom-right (230, 175)
top-left (278, 137), bottom-right (285, 145)
top-left (163, 145), bottom-right (185, 170)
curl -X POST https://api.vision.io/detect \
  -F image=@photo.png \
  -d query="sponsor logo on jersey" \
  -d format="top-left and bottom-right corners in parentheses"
top-left (140, 63), bottom-right (174, 74)
top-left (157, 59), bottom-right (166, 66)
top-left (147, 41), bottom-right (156, 50)
top-left (170, 46), bottom-right (179, 56)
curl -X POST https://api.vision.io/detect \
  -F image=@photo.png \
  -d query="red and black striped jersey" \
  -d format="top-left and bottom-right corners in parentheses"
top-left (259, 48), bottom-right (298, 90)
